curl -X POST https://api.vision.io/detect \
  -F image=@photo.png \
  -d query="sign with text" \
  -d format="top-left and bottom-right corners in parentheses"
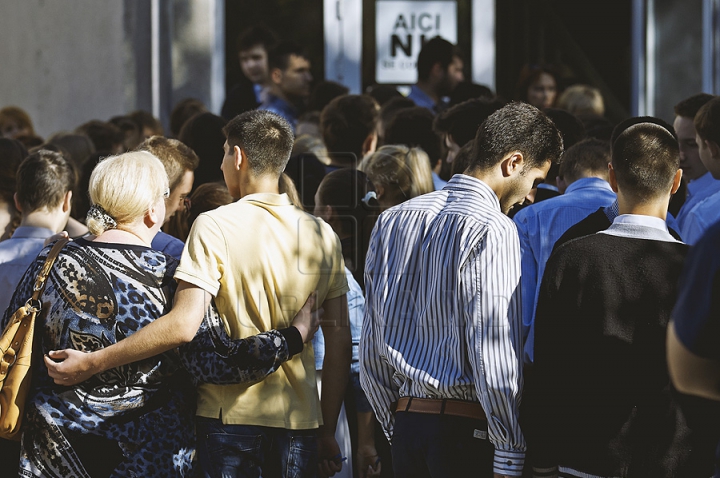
top-left (376, 0), bottom-right (457, 84)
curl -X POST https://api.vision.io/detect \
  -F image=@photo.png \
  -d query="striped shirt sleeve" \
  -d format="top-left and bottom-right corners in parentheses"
top-left (465, 220), bottom-right (526, 475)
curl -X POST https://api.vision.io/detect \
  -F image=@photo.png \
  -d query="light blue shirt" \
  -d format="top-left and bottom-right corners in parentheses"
top-left (258, 93), bottom-right (299, 131)
top-left (680, 190), bottom-right (720, 245)
top-left (0, 226), bottom-right (55, 317)
top-left (432, 171), bottom-right (447, 191)
top-left (514, 177), bottom-right (616, 362)
top-left (312, 268), bottom-right (363, 372)
top-left (407, 85), bottom-right (448, 113)
top-left (676, 171), bottom-right (720, 231)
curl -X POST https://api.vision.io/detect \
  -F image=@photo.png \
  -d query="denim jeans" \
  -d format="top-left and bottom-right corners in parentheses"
top-left (391, 411), bottom-right (494, 478)
top-left (195, 416), bottom-right (318, 478)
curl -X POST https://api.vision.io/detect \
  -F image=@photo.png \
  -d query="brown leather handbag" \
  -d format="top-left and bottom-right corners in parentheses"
top-left (0, 238), bottom-right (68, 440)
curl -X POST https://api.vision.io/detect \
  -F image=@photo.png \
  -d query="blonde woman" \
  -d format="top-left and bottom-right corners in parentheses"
top-left (359, 145), bottom-right (434, 210)
top-left (3, 151), bottom-right (315, 476)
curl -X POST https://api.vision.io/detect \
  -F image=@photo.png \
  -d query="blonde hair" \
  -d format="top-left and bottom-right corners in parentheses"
top-left (359, 145), bottom-right (434, 208)
top-left (556, 84), bottom-right (605, 116)
top-left (86, 151), bottom-right (169, 235)
top-left (279, 173), bottom-right (303, 208)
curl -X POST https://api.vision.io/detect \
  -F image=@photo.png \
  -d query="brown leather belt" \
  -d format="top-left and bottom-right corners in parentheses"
top-left (394, 397), bottom-right (486, 421)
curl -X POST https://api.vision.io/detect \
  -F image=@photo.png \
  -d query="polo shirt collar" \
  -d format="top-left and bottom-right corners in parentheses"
top-left (240, 192), bottom-right (293, 206)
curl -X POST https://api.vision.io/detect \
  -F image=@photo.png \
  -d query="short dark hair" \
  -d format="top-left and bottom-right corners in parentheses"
top-left (16, 150), bottom-right (76, 213)
top-left (434, 97), bottom-right (507, 147)
top-left (0, 138), bottom-right (28, 204)
top-left (75, 120), bottom-right (124, 153)
top-left (543, 108), bottom-right (586, 149)
top-left (129, 110), bottom-right (164, 137)
top-left (235, 25), bottom-right (278, 53)
top-left (379, 96), bottom-right (416, 133)
top-left (223, 110), bottom-right (294, 176)
top-left (384, 106), bottom-right (442, 166)
top-left (558, 138), bottom-right (611, 184)
top-left (674, 93), bottom-right (715, 118)
top-left (268, 41), bottom-right (308, 72)
top-left (136, 136), bottom-right (200, 190)
top-left (612, 123), bottom-right (679, 200)
top-left (367, 84), bottom-right (403, 106)
top-left (320, 95), bottom-right (379, 164)
top-left (308, 81), bottom-right (350, 113)
top-left (170, 98), bottom-right (207, 138)
top-left (611, 116), bottom-right (676, 146)
top-left (449, 82), bottom-right (494, 107)
top-left (468, 102), bottom-right (564, 171)
top-left (417, 37), bottom-right (461, 81)
top-left (695, 96), bottom-right (720, 146)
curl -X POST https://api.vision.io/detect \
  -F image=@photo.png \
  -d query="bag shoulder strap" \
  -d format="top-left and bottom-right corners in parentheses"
top-left (30, 238), bottom-right (69, 302)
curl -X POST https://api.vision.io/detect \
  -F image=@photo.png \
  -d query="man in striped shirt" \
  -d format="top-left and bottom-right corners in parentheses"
top-left (360, 102), bottom-right (563, 478)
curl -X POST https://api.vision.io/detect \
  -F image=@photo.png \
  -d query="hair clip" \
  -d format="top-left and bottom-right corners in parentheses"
top-left (86, 203), bottom-right (117, 230)
top-left (361, 191), bottom-right (377, 207)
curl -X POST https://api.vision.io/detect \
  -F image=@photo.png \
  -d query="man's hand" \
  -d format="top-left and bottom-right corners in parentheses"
top-left (357, 445), bottom-right (381, 477)
top-left (43, 231), bottom-right (69, 247)
top-left (317, 434), bottom-right (343, 478)
top-left (291, 291), bottom-right (323, 343)
top-left (44, 349), bottom-right (99, 386)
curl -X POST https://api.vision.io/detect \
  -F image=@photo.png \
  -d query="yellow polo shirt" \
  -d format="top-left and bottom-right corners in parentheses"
top-left (175, 192), bottom-right (348, 429)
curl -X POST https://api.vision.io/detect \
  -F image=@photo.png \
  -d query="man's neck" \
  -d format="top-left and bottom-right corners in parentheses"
top-left (617, 192), bottom-right (668, 220)
top-left (20, 209), bottom-right (65, 233)
top-left (415, 80), bottom-right (439, 104)
top-left (268, 86), bottom-right (292, 105)
top-left (239, 175), bottom-right (282, 198)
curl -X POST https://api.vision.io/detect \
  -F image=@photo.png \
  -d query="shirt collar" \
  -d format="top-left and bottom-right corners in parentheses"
top-left (564, 177), bottom-right (613, 194)
top-left (10, 226), bottom-right (55, 239)
top-left (601, 214), bottom-right (681, 243)
top-left (445, 174), bottom-right (501, 211)
top-left (240, 192), bottom-right (293, 207)
top-left (536, 183), bottom-right (559, 192)
top-left (612, 214), bottom-right (668, 231)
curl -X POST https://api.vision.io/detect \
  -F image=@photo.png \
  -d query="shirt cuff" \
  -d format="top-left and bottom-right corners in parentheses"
top-left (493, 449), bottom-right (525, 476)
top-left (278, 326), bottom-right (303, 357)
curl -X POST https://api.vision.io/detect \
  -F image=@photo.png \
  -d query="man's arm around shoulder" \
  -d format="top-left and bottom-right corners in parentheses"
top-left (45, 280), bottom-right (210, 385)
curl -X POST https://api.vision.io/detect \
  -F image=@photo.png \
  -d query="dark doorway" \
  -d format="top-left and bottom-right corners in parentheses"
top-left (496, 0), bottom-right (633, 123)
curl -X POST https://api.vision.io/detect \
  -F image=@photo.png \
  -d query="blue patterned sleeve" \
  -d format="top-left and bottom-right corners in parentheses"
top-left (178, 301), bottom-right (294, 385)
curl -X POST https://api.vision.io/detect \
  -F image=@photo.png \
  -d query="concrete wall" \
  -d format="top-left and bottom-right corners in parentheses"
top-left (0, 0), bottom-right (223, 139)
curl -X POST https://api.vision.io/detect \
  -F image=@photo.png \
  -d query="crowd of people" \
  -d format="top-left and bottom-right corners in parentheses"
top-left (1, 26), bottom-right (719, 478)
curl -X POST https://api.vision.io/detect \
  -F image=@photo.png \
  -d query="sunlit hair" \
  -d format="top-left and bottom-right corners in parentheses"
top-left (279, 173), bottom-right (302, 208)
top-left (359, 145), bottom-right (434, 208)
top-left (556, 84), bottom-right (605, 116)
top-left (87, 151), bottom-right (168, 235)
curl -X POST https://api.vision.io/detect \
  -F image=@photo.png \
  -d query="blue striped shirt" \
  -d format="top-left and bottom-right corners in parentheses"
top-left (360, 174), bottom-right (526, 476)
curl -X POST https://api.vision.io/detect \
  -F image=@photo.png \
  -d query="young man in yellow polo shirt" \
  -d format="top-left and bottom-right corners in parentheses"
top-left (45, 110), bottom-right (351, 477)
top-left (183, 110), bottom-right (351, 477)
